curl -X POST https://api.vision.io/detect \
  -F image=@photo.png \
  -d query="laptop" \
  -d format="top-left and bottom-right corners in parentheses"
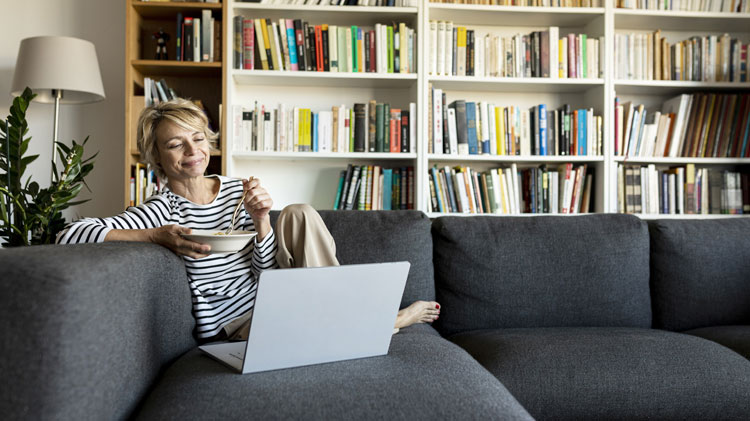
top-left (199, 261), bottom-right (410, 374)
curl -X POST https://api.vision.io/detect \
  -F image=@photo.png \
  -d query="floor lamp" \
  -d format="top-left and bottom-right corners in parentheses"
top-left (10, 36), bottom-right (105, 183)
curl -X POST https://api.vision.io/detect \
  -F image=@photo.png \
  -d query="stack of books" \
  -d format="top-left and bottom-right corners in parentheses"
top-left (616, 0), bottom-right (750, 12)
top-left (429, 90), bottom-right (603, 156)
top-left (615, 31), bottom-right (750, 82)
top-left (614, 93), bottom-right (750, 158)
top-left (429, 0), bottom-right (603, 6)
top-left (428, 163), bottom-right (593, 214)
top-left (174, 10), bottom-right (221, 62)
top-left (129, 163), bottom-right (161, 207)
top-left (429, 24), bottom-right (602, 79)
top-left (333, 164), bottom-right (414, 210)
top-left (618, 164), bottom-right (749, 214)
top-left (233, 17), bottom-right (416, 73)
top-left (232, 101), bottom-right (416, 153)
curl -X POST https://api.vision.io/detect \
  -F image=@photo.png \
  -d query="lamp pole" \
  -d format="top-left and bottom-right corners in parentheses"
top-left (51, 89), bottom-right (62, 183)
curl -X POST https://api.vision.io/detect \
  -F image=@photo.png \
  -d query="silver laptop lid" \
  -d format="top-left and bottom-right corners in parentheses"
top-left (241, 261), bottom-right (410, 374)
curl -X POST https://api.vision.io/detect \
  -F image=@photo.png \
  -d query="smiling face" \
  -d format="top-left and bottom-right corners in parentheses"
top-left (154, 119), bottom-right (210, 182)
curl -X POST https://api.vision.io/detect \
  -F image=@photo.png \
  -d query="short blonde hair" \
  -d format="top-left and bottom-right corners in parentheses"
top-left (136, 98), bottom-right (218, 179)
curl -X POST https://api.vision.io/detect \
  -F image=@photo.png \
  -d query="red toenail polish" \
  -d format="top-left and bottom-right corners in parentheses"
top-left (436, 304), bottom-right (440, 309)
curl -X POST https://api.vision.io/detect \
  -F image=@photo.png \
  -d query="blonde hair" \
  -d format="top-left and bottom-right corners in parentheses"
top-left (136, 98), bottom-right (218, 179)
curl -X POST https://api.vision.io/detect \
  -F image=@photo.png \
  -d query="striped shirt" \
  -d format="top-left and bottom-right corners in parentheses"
top-left (56, 175), bottom-right (278, 340)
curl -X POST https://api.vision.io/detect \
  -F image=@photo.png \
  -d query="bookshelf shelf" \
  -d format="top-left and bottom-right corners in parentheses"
top-left (133, 1), bottom-right (222, 18)
top-left (132, 60), bottom-right (223, 76)
top-left (614, 80), bottom-right (750, 95)
top-left (428, 5), bottom-right (605, 27)
top-left (633, 213), bottom-right (750, 219)
top-left (614, 9), bottom-right (750, 32)
top-left (613, 157), bottom-right (750, 165)
top-left (233, 4), bottom-right (418, 25)
top-left (232, 152), bottom-right (417, 161)
top-left (130, 148), bottom-right (222, 157)
top-left (232, 70), bottom-right (418, 88)
top-left (428, 154), bottom-right (604, 164)
top-left (428, 76), bottom-right (604, 93)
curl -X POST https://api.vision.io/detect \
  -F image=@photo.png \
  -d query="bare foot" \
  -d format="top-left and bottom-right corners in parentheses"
top-left (394, 300), bottom-right (441, 329)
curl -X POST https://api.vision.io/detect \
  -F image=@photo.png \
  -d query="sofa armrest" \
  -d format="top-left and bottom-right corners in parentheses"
top-left (0, 242), bottom-right (197, 420)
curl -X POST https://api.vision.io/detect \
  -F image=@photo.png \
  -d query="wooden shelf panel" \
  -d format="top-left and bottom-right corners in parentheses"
top-left (130, 149), bottom-right (223, 157)
top-left (133, 1), bottom-right (222, 19)
top-left (613, 157), bottom-right (750, 165)
top-left (232, 152), bottom-right (417, 160)
top-left (632, 213), bottom-right (750, 219)
top-left (233, 4), bottom-right (418, 26)
top-left (132, 60), bottom-right (222, 77)
top-left (614, 9), bottom-right (750, 32)
top-left (614, 80), bottom-right (750, 95)
top-left (429, 76), bottom-right (604, 93)
top-left (428, 5), bottom-right (604, 27)
top-left (232, 70), bottom-right (417, 88)
top-left (428, 154), bottom-right (604, 163)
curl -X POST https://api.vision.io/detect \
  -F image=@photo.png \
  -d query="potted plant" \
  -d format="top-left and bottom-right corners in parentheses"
top-left (0, 87), bottom-right (97, 246)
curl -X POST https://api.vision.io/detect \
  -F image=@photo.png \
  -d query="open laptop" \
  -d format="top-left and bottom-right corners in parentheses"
top-left (199, 261), bottom-right (410, 374)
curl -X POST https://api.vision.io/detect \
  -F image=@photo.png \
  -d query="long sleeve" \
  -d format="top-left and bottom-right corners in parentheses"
top-left (56, 195), bottom-right (172, 244)
top-left (244, 214), bottom-right (278, 279)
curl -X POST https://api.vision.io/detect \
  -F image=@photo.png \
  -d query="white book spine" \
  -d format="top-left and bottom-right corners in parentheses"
top-left (409, 102), bottom-right (417, 153)
top-left (550, 26), bottom-right (559, 79)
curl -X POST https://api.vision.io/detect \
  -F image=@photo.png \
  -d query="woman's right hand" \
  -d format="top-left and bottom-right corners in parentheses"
top-left (149, 225), bottom-right (211, 259)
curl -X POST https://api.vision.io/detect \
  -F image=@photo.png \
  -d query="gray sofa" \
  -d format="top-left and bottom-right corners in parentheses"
top-left (1, 211), bottom-right (749, 420)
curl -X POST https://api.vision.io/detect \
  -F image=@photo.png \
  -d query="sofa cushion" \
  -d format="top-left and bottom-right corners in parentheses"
top-left (134, 324), bottom-right (532, 420)
top-left (684, 325), bottom-right (750, 361)
top-left (432, 214), bottom-right (651, 336)
top-left (450, 327), bottom-right (750, 420)
top-left (648, 219), bottom-right (750, 331)
top-left (272, 210), bottom-right (435, 309)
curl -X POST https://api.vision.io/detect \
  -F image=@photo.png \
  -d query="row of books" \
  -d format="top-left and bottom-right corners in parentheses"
top-left (429, 89), bottom-right (603, 156)
top-left (429, 0), bottom-right (602, 5)
top-left (233, 17), bottom-right (416, 73)
top-left (174, 10), bottom-right (221, 62)
top-left (428, 163), bottom-right (593, 214)
top-left (617, 164), bottom-right (749, 215)
top-left (614, 93), bottom-right (750, 158)
top-left (616, 0), bottom-right (750, 12)
top-left (231, 102), bottom-right (416, 153)
top-left (129, 163), bottom-right (161, 207)
top-left (429, 24), bottom-right (602, 79)
top-left (240, 0), bottom-right (418, 5)
top-left (615, 31), bottom-right (750, 82)
top-left (333, 164), bottom-right (415, 211)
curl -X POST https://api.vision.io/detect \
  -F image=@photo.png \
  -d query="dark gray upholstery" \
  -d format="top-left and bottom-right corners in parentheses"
top-left (450, 327), bottom-right (750, 420)
top-left (134, 324), bottom-right (533, 421)
top-left (0, 242), bottom-right (197, 421)
top-left (432, 214), bottom-right (652, 336)
top-left (272, 209), bottom-right (435, 309)
top-left (648, 219), bottom-right (750, 331)
top-left (685, 325), bottom-right (750, 361)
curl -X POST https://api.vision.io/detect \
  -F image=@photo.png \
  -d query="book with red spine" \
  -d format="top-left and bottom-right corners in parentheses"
top-left (315, 25), bottom-right (324, 72)
top-left (242, 19), bottom-right (254, 70)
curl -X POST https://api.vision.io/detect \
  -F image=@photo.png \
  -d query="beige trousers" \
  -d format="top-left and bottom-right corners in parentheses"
top-left (224, 204), bottom-right (339, 340)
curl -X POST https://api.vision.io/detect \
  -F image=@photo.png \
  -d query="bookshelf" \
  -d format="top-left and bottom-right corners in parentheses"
top-left (124, 0), bottom-right (227, 208)
top-left (123, 1), bottom-right (750, 217)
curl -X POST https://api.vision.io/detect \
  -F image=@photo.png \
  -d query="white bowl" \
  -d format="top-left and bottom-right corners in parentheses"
top-left (181, 229), bottom-right (258, 254)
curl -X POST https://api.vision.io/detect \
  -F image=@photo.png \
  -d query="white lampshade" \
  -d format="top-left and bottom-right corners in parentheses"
top-left (11, 36), bottom-right (105, 104)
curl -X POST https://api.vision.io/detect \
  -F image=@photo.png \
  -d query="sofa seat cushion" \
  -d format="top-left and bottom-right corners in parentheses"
top-left (684, 325), bottom-right (750, 361)
top-left (134, 324), bottom-right (532, 420)
top-left (450, 327), bottom-right (750, 420)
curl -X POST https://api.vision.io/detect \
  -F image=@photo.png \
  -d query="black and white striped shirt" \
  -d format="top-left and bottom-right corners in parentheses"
top-left (57, 175), bottom-right (278, 340)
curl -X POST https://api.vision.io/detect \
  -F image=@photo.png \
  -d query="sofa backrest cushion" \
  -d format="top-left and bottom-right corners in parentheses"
top-left (432, 214), bottom-right (652, 336)
top-left (648, 218), bottom-right (750, 331)
top-left (271, 210), bottom-right (434, 309)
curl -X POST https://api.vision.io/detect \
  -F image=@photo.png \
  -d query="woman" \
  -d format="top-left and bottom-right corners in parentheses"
top-left (57, 98), bottom-right (439, 341)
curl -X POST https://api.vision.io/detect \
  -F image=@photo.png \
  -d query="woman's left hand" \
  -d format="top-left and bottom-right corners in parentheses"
top-left (243, 177), bottom-right (273, 222)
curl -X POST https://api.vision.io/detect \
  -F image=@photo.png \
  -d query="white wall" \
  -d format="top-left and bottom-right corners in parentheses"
top-left (0, 0), bottom-right (124, 220)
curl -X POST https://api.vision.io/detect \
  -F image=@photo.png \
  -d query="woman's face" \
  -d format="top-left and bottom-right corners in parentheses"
top-left (155, 119), bottom-right (210, 182)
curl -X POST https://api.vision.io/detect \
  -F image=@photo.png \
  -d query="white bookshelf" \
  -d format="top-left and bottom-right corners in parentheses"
top-left (219, 1), bottom-right (749, 217)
